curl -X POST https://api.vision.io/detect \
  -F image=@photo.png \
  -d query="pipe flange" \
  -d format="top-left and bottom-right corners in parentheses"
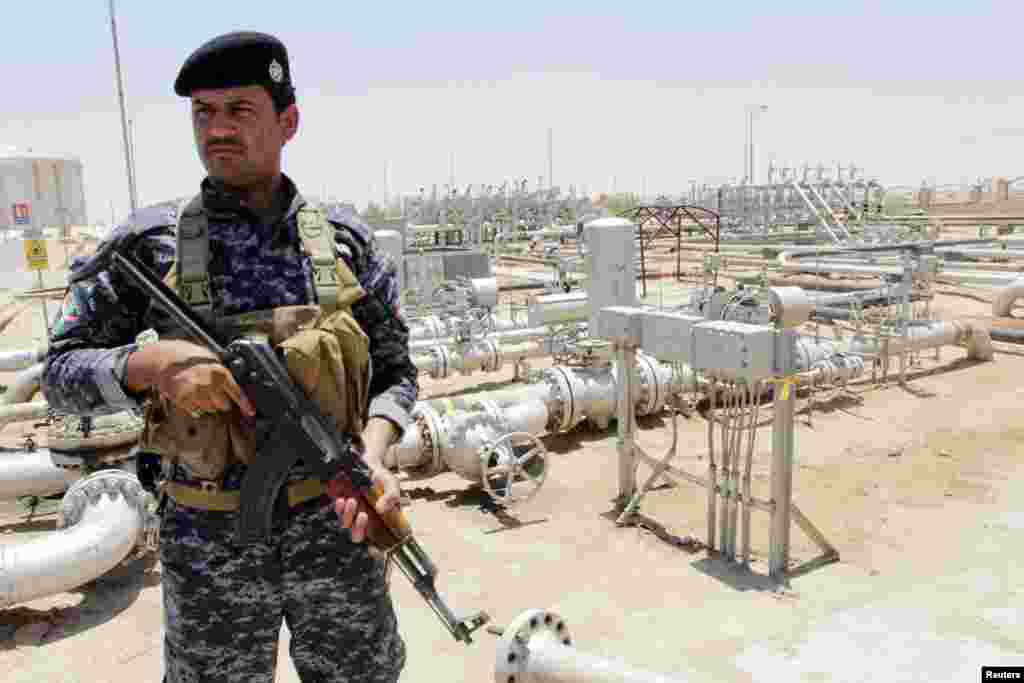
top-left (483, 339), bottom-right (502, 373)
top-left (634, 354), bottom-right (660, 417)
top-left (541, 367), bottom-right (574, 433)
top-left (494, 608), bottom-right (573, 683)
top-left (429, 346), bottom-right (450, 380)
top-left (58, 469), bottom-right (151, 529)
top-left (407, 405), bottom-right (445, 479)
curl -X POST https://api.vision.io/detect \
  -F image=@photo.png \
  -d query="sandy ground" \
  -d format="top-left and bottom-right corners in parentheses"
top-left (1, 244), bottom-right (1023, 682)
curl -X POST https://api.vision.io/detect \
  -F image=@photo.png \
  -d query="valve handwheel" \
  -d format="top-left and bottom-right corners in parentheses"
top-left (479, 432), bottom-right (548, 506)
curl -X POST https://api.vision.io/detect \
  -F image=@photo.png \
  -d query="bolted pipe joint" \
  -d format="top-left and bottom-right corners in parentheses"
top-left (494, 608), bottom-right (686, 683)
top-left (0, 467), bottom-right (154, 609)
top-left (59, 468), bottom-right (155, 532)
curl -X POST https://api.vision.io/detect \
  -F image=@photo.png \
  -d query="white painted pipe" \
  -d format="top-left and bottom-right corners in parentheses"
top-left (845, 319), bottom-right (993, 361)
top-left (410, 324), bottom-right (550, 351)
top-left (528, 292), bottom-right (590, 327)
top-left (992, 278), bottom-right (1024, 317)
top-left (495, 609), bottom-right (686, 683)
top-left (387, 358), bottom-right (685, 475)
top-left (0, 448), bottom-right (82, 500)
top-left (1, 362), bottom-right (44, 405)
top-left (0, 469), bottom-right (149, 608)
top-left (0, 347), bottom-right (46, 372)
top-left (778, 249), bottom-right (1020, 286)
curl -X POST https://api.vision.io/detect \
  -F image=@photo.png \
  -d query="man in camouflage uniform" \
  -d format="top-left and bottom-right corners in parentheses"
top-left (42, 32), bottom-right (417, 683)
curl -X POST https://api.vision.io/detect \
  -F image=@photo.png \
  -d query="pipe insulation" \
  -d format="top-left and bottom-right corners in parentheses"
top-left (0, 448), bottom-right (82, 500)
top-left (0, 469), bottom-right (151, 609)
top-left (495, 608), bottom-right (687, 683)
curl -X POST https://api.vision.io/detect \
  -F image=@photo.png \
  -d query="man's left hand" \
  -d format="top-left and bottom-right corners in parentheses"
top-left (333, 465), bottom-right (402, 544)
top-left (333, 417), bottom-right (403, 545)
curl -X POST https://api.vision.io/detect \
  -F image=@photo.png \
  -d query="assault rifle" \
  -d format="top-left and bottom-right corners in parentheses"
top-left (110, 251), bottom-right (489, 644)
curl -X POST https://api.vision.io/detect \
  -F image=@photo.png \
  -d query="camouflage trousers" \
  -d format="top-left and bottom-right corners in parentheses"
top-left (159, 494), bottom-right (406, 683)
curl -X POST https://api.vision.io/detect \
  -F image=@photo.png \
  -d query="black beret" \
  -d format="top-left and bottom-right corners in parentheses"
top-left (174, 31), bottom-right (294, 103)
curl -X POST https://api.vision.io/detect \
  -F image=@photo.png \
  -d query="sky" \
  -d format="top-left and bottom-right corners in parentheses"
top-left (3, 1), bottom-right (1023, 225)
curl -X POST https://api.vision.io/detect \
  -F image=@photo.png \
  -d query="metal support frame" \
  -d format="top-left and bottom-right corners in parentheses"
top-left (629, 204), bottom-right (721, 298)
top-left (614, 365), bottom-right (838, 581)
top-left (615, 342), bottom-right (639, 504)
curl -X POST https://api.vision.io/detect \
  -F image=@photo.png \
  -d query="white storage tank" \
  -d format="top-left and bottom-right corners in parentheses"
top-left (0, 147), bottom-right (88, 233)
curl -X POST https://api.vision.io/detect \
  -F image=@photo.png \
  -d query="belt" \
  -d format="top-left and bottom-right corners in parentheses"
top-left (160, 478), bottom-right (326, 512)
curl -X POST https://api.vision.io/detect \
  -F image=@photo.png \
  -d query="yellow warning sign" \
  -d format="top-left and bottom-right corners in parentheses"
top-left (23, 239), bottom-right (49, 271)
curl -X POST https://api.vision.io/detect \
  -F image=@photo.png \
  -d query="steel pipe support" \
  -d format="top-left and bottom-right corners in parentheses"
top-left (494, 608), bottom-right (686, 683)
top-left (0, 469), bottom-right (154, 608)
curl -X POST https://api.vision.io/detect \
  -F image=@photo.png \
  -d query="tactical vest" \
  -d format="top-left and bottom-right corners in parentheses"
top-left (141, 195), bottom-right (371, 507)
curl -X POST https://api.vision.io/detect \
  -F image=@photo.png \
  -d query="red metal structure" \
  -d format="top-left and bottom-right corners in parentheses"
top-left (627, 203), bottom-right (721, 297)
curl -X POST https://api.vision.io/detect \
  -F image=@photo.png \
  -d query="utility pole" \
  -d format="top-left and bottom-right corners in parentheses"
top-left (546, 127), bottom-right (553, 192)
top-left (108, 0), bottom-right (137, 214)
top-left (128, 117), bottom-right (138, 206)
top-left (746, 104), bottom-right (768, 185)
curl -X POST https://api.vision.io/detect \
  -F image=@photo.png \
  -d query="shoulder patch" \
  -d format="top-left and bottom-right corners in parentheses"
top-left (68, 199), bottom-right (179, 284)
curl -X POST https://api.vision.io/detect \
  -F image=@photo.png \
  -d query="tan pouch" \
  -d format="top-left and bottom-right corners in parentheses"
top-left (141, 396), bottom-right (237, 479)
top-left (278, 307), bottom-right (371, 439)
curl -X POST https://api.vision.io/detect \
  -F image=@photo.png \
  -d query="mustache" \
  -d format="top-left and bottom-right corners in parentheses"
top-left (206, 140), bottom-right (244, 152)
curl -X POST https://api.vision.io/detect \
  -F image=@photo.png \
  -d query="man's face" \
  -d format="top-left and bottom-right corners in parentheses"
top-left (190, 85), bottom-right (298, 188)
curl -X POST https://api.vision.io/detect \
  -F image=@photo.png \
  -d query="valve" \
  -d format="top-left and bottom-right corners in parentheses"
top-left (454, 307), bottom-right (494, 343)
top-left (478, 432), bottom-right (548, 506)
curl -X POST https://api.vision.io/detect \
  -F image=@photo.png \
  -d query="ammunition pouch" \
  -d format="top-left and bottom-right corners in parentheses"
top-left (142, 199), bottom-right (371, 499)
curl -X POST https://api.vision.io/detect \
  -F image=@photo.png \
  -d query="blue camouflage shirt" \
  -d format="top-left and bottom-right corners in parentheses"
top-left (42, 176), bottom-right (418, 475)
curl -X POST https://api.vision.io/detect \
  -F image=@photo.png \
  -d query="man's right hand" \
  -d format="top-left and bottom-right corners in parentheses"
top-left (125, 340), bottom-right (255, 417)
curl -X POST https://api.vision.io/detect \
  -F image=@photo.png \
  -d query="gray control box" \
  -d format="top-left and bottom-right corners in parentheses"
top-left (692, 320), bottom-right (778, 383)
top-left (584, 218), bottom-right (637, 331)
top-left (639, 311), bottom-right (703, 363)
top-left (594, 306), bottom-right (644, 345)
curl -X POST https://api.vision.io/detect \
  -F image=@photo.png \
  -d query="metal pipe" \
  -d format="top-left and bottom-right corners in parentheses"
top-left (1, 362), bottom-right (44, 404)
top-left (494, 608), bottom-right (687, 683)
top-left (845, 320), bottom-right (993, 361)
top-left (0, 347), bottom-right (46, 372)
top-left (0, 448), bottom-right (81, 500)
top-left (409, 324), bottom-right (548, 351)
top-left (386, 357), bottom-right (684, 481)
top-left (992, 279), bottom-right (1024, 317)
top-left (0, 469), bottom-right (150, 608)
